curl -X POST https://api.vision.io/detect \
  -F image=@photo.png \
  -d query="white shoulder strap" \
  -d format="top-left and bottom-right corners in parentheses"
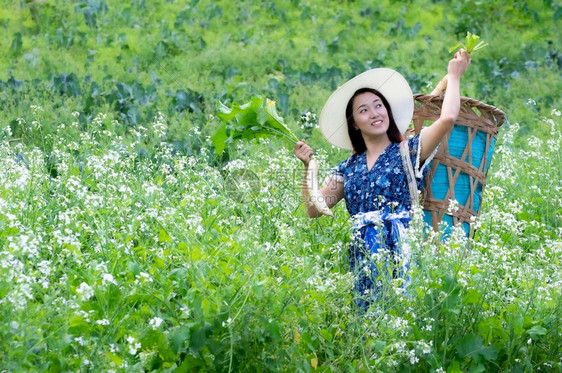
top-left (399, 140), bottom-right (420, 209)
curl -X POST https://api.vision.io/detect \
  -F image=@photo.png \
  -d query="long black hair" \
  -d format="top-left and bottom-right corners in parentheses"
top-left (345, 88), bottom-right (404, 154)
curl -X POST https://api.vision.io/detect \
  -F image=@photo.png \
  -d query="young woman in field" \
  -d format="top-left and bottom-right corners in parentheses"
top-left (294, 49), bottom-right (471, 311)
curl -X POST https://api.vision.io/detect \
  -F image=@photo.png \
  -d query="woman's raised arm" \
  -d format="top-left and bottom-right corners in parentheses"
top-left (419, 49), bottom-right (471, 162)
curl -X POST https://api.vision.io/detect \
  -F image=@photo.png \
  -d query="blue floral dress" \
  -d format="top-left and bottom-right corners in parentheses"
top-left (327, 133), bottom-right (435, 311)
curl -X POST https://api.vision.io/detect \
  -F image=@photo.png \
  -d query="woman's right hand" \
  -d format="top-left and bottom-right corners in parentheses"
top-left (294, 140), bottom-right (314, 166)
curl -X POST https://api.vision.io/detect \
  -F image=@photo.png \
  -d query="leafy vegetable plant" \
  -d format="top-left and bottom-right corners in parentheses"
top-left (213, 96), bottom-right (333, 217)
top-left (211, 95), bottom-right (299, 155)
top-left (431, 32), bottom-right (489, 95)
top-left (449, 31), bottom-right (489, 54)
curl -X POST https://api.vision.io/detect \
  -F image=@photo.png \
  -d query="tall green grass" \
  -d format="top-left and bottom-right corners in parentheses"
top-left (0, 0), bottom-right (560, 371)
top-left (0, 105), bottom-right (560, 371)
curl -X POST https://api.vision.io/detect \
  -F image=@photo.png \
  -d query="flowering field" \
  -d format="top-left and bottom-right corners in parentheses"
top-left (1, 0), bottom-right (561, 371)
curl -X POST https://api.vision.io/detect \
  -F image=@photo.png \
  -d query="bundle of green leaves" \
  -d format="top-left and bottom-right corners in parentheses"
top-left (449, 31), bottom-right (489, 54)
top-left (212, 96), bottom-right (299, 155)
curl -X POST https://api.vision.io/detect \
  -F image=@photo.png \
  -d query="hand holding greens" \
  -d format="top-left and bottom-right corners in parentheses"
top-left (213, 96), bottom-right (334, 217)
top-left (431, 32), bottom-right (488, 95)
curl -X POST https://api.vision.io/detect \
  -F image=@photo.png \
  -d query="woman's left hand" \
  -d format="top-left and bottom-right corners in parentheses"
top-left (420, 49), bottom-right (470, 161)
top-left (447, 49), bottom-right (471, 79)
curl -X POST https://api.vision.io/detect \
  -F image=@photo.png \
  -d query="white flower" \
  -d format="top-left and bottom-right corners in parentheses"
top-left (149, 317), bottom-right (163, 330)
top-left (222, 318), bottom-right (232, 327)
top-left (102, 273), bottom-right (118, 286)
top-left (74, 336), bottom-right (87, 346)
top-left (135, 272), bottom-right (153, 284)
top-left (447, 199), bottom-right (459, 213)
top-left (76, 282), bottom-right (94, 301)
top-left (30, 104), bottom-right (43, 113)
top-left (129, 342), bottom-right (141, 355)
top-left (127, 336), bottom-right (141, 355)
top-left (180, 305), bottom-right (191, 318)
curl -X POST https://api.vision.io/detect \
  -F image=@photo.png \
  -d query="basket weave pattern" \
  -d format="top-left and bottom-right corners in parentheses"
top-left (412, 94), bottom-right (506, 233)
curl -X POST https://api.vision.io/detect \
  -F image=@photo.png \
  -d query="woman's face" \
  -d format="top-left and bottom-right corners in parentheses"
top-left (351, 91), bottom-right (390, 139)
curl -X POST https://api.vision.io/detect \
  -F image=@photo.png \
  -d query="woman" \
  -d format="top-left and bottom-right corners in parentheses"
top-left (294, 50), bottom-right (471, 311)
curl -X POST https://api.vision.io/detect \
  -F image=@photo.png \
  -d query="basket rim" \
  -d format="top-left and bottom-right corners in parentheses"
top-left (413, 94), bottom-right (506, 127)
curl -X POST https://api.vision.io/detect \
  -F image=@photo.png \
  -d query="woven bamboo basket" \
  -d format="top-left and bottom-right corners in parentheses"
top-left (411, 94), bottom-right (506, 236)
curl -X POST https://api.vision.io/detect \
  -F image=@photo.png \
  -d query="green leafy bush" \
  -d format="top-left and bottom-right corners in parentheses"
top-left (0, 0), bottom-right (560, 371)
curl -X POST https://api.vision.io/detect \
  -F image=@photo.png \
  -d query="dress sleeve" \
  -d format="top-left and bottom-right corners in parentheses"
top-left (323, 158), bottom-right (347, 185)
top-left (409, 129), bottom-right (438, 179)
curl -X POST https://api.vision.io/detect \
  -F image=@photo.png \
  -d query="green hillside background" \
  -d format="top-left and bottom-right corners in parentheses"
top-left (0, 0), bottom-right (560, 371)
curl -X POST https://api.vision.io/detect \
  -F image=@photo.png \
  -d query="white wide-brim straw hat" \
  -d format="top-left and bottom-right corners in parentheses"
top-left (319, 68), bottom-right (414, 150)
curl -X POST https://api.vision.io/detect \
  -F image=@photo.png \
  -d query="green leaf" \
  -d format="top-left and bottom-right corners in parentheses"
top-left (465, 31), bottom-right (480, 51)
top-left (256, 104), bottom-right (269, 125)
top-left (159, 229), bottom-right (172, 243)
top-left (447, 360), bottom-right (464, 373)
top-left (143, 329), bottom-right (177, 362)
top-left (319, 329), bottom-right (333, 342)
top-left (513, 315), bottom-right (525, 336)
top-left (449, 32), bottom-right (489, 54)
top-left (190, 323), bottom-right (212, 354)
top-left (105, 352), bottom-right (122, 367)
top-left (169, 326), bottom-right (190, 354)
top-left (463, 288), bottom-right (482, 304)
top-left (210, 125), bottom-right (228, 155)
top-left (174, 89), bottom-right (202, 113)
top-left (468, 364), bottom-right (487, 373)
top-left (472, 41), bottom-right (489, 52)
top-left (11, 32), bottom-right (22, 54)
top-left (69, 314), bottom-right (89, 328)
top-left (456, 334), bottom-right (498, 363)
top-left (448, 42), bottom-right (463, 53)
top-left (526, 325), bottom-right (547, 338)
top-left (216, 101), bottom-right (237, 121)
top-left (214, 95), bottom-right (299, 155)
top-left (128, 261), bottom-right (141, 276)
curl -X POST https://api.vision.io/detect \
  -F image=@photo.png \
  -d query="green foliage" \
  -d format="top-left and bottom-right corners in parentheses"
top-left (449, 31), bottom-right (488, 54)
top-left (0, 0), bottom-right (560, 371)
top-left (213, 96), bottom-right (299, 155)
